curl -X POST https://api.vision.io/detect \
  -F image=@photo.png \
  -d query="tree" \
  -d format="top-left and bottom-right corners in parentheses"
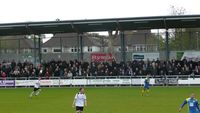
top-left (168, 6), bottom-right (200, 51)
top-left (147, 33), bottom-right (165, 51)
top-left (170, 5), bottom-right (186, 15)
top-left (168, 6), bottom-right (193, 51)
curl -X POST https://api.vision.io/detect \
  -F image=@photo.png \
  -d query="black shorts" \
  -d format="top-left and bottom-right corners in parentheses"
top-left (34, 88), bottom-right (40, 92)
top-left (76, 106), bottom-right (84, 111)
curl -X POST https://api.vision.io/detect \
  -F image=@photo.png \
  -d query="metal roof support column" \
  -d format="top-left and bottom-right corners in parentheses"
top-left (197, 32), bottom-right (199, 50)
top-left (17, 39), bottom-right (20, 61)
top-left (165, 29), bottom-right (169, 61)
top-left (101, 37), bottom-right (104, 52)
top-left (157, 29), bottom-right (160, 51)
top-left (18, 39), bottom-right (20, 54)
top-left (33, 35), bottom-right (37, 66)
top-left (120, 31), bottom-right (126, 62)
top-left (0, 39), bottom-right (1, 55)
top-left (38, 36), bottom-right (42, 64)
top-left (189, 31), bottom-right (192, 49)
top-left (59, 37), bottom-right (63, 60)
top-left (79, 33), bottom-right (84, 61)
top-left (144, 33), bottom-right (147, 52)
top-left (77, 34), bottom-right (80, 60)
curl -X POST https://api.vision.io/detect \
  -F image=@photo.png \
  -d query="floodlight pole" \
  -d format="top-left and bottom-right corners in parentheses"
top-left (120, 31), bottom-right (126, 62)
top-left (165, 29), bottom-right (169, 61)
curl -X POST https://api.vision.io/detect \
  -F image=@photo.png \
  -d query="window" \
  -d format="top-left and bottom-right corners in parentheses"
top-left (70, 47), bottom-right (80, 53)
top-left (139, 45), bottom-right (143, 51)
top-left (136, 45), bottom-right (140, 52)
top-left (23, 49), bottom-right (31, 54)
top-left (118, 48), bottom-right (121, 51)
top-left (88, 47), bottom-right (92, 52)
top-left (71, 48), bottom-right (74, 52)
top-left (118, 47), bottom-right (128, 52)
top-left (74, 48), bottom-right (77, 52)
top-left (133, 45), bottom-right (148, 52)
top-left (53, 48), bottom-right (62, 53)
top-left (6, 49), bottom-right (15, 53)
top-left (42, 48), bottom-right (48, 53)
top-left (133, 46), bottom-right (136, 52)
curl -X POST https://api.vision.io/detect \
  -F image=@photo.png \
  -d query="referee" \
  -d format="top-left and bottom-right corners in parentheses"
top-left (72, 88), bottom-right (87, 113)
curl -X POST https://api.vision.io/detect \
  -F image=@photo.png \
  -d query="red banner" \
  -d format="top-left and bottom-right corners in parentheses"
top-left (91, 53), bottom-right (114, 62)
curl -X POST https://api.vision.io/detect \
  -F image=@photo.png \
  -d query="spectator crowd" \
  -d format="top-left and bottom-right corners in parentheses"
top-left (1, 59), bottom-right (200, 79)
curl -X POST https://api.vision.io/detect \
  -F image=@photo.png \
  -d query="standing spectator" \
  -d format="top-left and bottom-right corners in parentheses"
top-left (30, 69), bottom-right (36, 78)
top-left (45, 68), bottom-right (50, 79)
top-left (112, 67), bottom-right (119, 76)
top-left (63, 68), bottom-right (68, 78)
top-left (13, 67), bottom-right (20, 77)
top-left (54, 66), bottom-right (60, 77)
top-left (1, 71), bottom-right (6, 80)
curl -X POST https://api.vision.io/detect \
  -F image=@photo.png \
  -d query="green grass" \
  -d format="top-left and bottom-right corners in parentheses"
top-left (0, 87), bottom-right (199, 113)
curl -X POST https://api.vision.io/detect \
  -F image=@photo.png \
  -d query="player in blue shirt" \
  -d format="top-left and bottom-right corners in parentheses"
top-left (179, 93), bottom-right (200, 113)
top-left (141, 75), bottom-right (150, 96)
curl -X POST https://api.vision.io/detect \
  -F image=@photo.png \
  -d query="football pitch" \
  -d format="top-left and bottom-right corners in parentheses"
top-left (0, 87), bottom-right (198, 113)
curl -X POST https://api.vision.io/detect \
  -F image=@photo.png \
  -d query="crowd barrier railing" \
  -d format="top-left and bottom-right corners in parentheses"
top-left (0, 75), bottom-right (200, 87)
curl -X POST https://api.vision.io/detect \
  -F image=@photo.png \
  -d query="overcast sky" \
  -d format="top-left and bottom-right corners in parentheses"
top-left (0, 0), bottom-right (200, 23)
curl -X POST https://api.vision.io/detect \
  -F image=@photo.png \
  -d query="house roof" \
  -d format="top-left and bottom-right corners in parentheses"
top-left (0, 35), bottom-right (36, 49)
top-left (42, 33), bottom-right (106, 47)
top-left (113, 30), bottom-right (153, 46)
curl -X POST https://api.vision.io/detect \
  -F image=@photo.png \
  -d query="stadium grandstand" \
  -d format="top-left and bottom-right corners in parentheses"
top-left (1, 14), bottom-right (200, 113)
top-left (0, 15), bottom-right (200, 80)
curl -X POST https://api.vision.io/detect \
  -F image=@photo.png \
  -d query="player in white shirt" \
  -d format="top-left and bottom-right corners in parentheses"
top-left (29, 78), bottom-right (41, 98)
top-left (72, 88), bottom-right (87, 113)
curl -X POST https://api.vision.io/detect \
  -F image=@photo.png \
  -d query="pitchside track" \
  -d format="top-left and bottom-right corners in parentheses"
top-left (0, 87), bottom-right (197, 113)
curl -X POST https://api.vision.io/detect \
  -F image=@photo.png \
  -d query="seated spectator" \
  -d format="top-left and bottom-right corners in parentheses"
top-left (2, 58), bottom-right (200, 78)
top-left (67, 71), bottom-right (73, 78)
